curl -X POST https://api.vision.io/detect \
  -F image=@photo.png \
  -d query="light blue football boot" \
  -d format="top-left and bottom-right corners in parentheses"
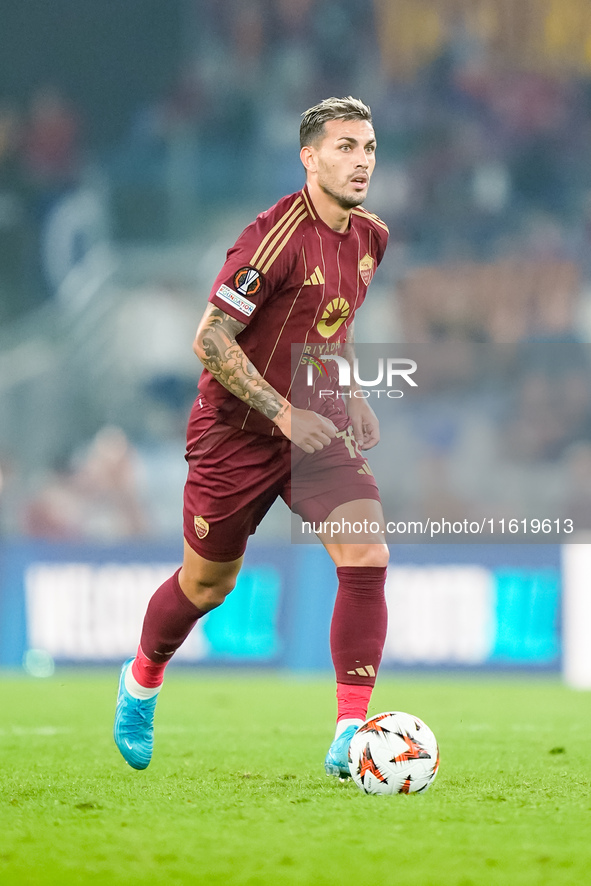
top-left (114, 658), bottom-right (159, 770)
top-left (324, 724), bottom-right (359, 779)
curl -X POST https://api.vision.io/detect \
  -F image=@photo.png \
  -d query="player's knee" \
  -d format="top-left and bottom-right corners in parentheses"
top-left (179, 569), bottom-right (239, 610)
top-left (196, 578), bottom-right (236, 609)
top-left (343, 543), bottom-right (390, 569)
top-left (361, 546), bottom-right (390, 569)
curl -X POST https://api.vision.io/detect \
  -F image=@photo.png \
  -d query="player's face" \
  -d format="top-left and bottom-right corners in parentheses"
top-left (311, 118), bottom-right (377, 210)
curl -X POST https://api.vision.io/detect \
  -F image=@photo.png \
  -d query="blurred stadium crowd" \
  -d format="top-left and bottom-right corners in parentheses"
top-left (2, 0), bottom-right (591, 541)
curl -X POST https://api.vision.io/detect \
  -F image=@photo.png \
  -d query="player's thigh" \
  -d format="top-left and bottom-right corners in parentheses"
top-left (184, 416), bottom-right (290, 563)
top-left (179, 538), bottom-right (244, 610)
top-left (319, 498), bottom-right (389, 568)
top-left (290, 425), bottom-right (382, 523)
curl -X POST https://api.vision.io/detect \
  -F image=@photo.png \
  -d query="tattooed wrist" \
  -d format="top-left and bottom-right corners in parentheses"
top-left (273, 403), bottom-right (290, 424)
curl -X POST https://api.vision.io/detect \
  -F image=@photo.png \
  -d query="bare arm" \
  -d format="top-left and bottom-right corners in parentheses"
top-left (342, 321), bottom-right (380, 450)
top-left (341, 321), bottom-right (357, 388)
top-left (194, 304), bottom-right (289, 422)
top-left (194, 303), bottom-right (336, 452)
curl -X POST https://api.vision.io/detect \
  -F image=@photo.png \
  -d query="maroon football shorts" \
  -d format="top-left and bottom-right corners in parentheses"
top-left (183, 398), bottom-right (381, 562)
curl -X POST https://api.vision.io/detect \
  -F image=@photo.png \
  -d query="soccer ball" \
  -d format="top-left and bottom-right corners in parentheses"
top-left (348, 711), bottom-right (439, 795)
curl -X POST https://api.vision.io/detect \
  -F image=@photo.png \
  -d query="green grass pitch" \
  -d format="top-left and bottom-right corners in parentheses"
top-left (0, 670), bottom-right (589, 885)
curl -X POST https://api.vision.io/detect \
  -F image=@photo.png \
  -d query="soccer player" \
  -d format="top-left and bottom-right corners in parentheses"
top-left (114, 96), bottom-right (390, 778)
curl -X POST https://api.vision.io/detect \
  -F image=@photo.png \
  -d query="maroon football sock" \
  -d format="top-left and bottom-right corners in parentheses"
top-left (132, 569), bottom-right (206, 684)
top-left (330, 566), bottom-right (388, 717)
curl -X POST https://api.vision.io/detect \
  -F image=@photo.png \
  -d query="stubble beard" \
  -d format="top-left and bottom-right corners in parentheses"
top-left (319, 180), bottom-right (368, 210)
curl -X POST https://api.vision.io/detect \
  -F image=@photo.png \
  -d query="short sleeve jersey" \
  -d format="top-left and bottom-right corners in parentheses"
top-left (198, 184), bottom-right (389, 435)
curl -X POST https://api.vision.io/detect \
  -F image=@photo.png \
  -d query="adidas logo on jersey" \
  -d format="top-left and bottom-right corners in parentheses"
top-left (303, 266), bottom-right (325, 286)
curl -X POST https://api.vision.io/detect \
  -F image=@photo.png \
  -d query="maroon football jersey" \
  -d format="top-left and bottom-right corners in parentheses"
top-left (198, 184), bottom-right (389, 435)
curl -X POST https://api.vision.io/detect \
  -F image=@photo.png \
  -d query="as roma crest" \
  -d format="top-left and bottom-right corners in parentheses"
top-left (194, 515), bottom-right (210, 539)
top-left (359, 253), bottom-right (375, 285)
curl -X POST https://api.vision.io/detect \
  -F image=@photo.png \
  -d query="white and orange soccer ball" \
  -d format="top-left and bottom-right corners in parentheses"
top-left (348, 711), bottom-right (440, 795)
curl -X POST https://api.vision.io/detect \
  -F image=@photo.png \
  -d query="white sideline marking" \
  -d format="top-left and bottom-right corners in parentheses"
top-left (0, 726), bottom-right (71, 737)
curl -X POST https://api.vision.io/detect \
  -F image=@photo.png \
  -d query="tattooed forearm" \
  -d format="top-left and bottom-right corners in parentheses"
top-left (194, 305), bottom-right (289, 421)
top-left (202, 337), bottom-right (286, 419)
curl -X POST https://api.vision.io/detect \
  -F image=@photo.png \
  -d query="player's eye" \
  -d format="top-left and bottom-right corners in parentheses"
top-left (366, 144), bottom-right (376, 153)
top-left (340, 144), bottom-right (351, 151)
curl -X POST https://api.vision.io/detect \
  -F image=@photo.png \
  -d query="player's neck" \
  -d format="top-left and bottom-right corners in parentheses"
top-left (305, 181), bottom-right (352, 233)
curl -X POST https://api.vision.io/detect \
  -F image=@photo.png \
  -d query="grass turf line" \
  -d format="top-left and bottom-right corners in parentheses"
top-left (0, 671), bottom-right (589, 885)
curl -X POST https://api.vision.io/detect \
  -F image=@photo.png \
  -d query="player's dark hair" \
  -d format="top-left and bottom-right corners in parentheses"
top-left (300, 96), bottom-right (373, 149)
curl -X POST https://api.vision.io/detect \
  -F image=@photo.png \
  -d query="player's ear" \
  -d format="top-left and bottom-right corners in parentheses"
top-left (300, 145), bottom-right (316, 174)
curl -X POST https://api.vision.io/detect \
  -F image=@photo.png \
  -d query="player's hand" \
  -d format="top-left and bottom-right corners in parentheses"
top-left (275, 406), bottom-right (337, 453)
top-left (347, 397), bottom-right (380, 450)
